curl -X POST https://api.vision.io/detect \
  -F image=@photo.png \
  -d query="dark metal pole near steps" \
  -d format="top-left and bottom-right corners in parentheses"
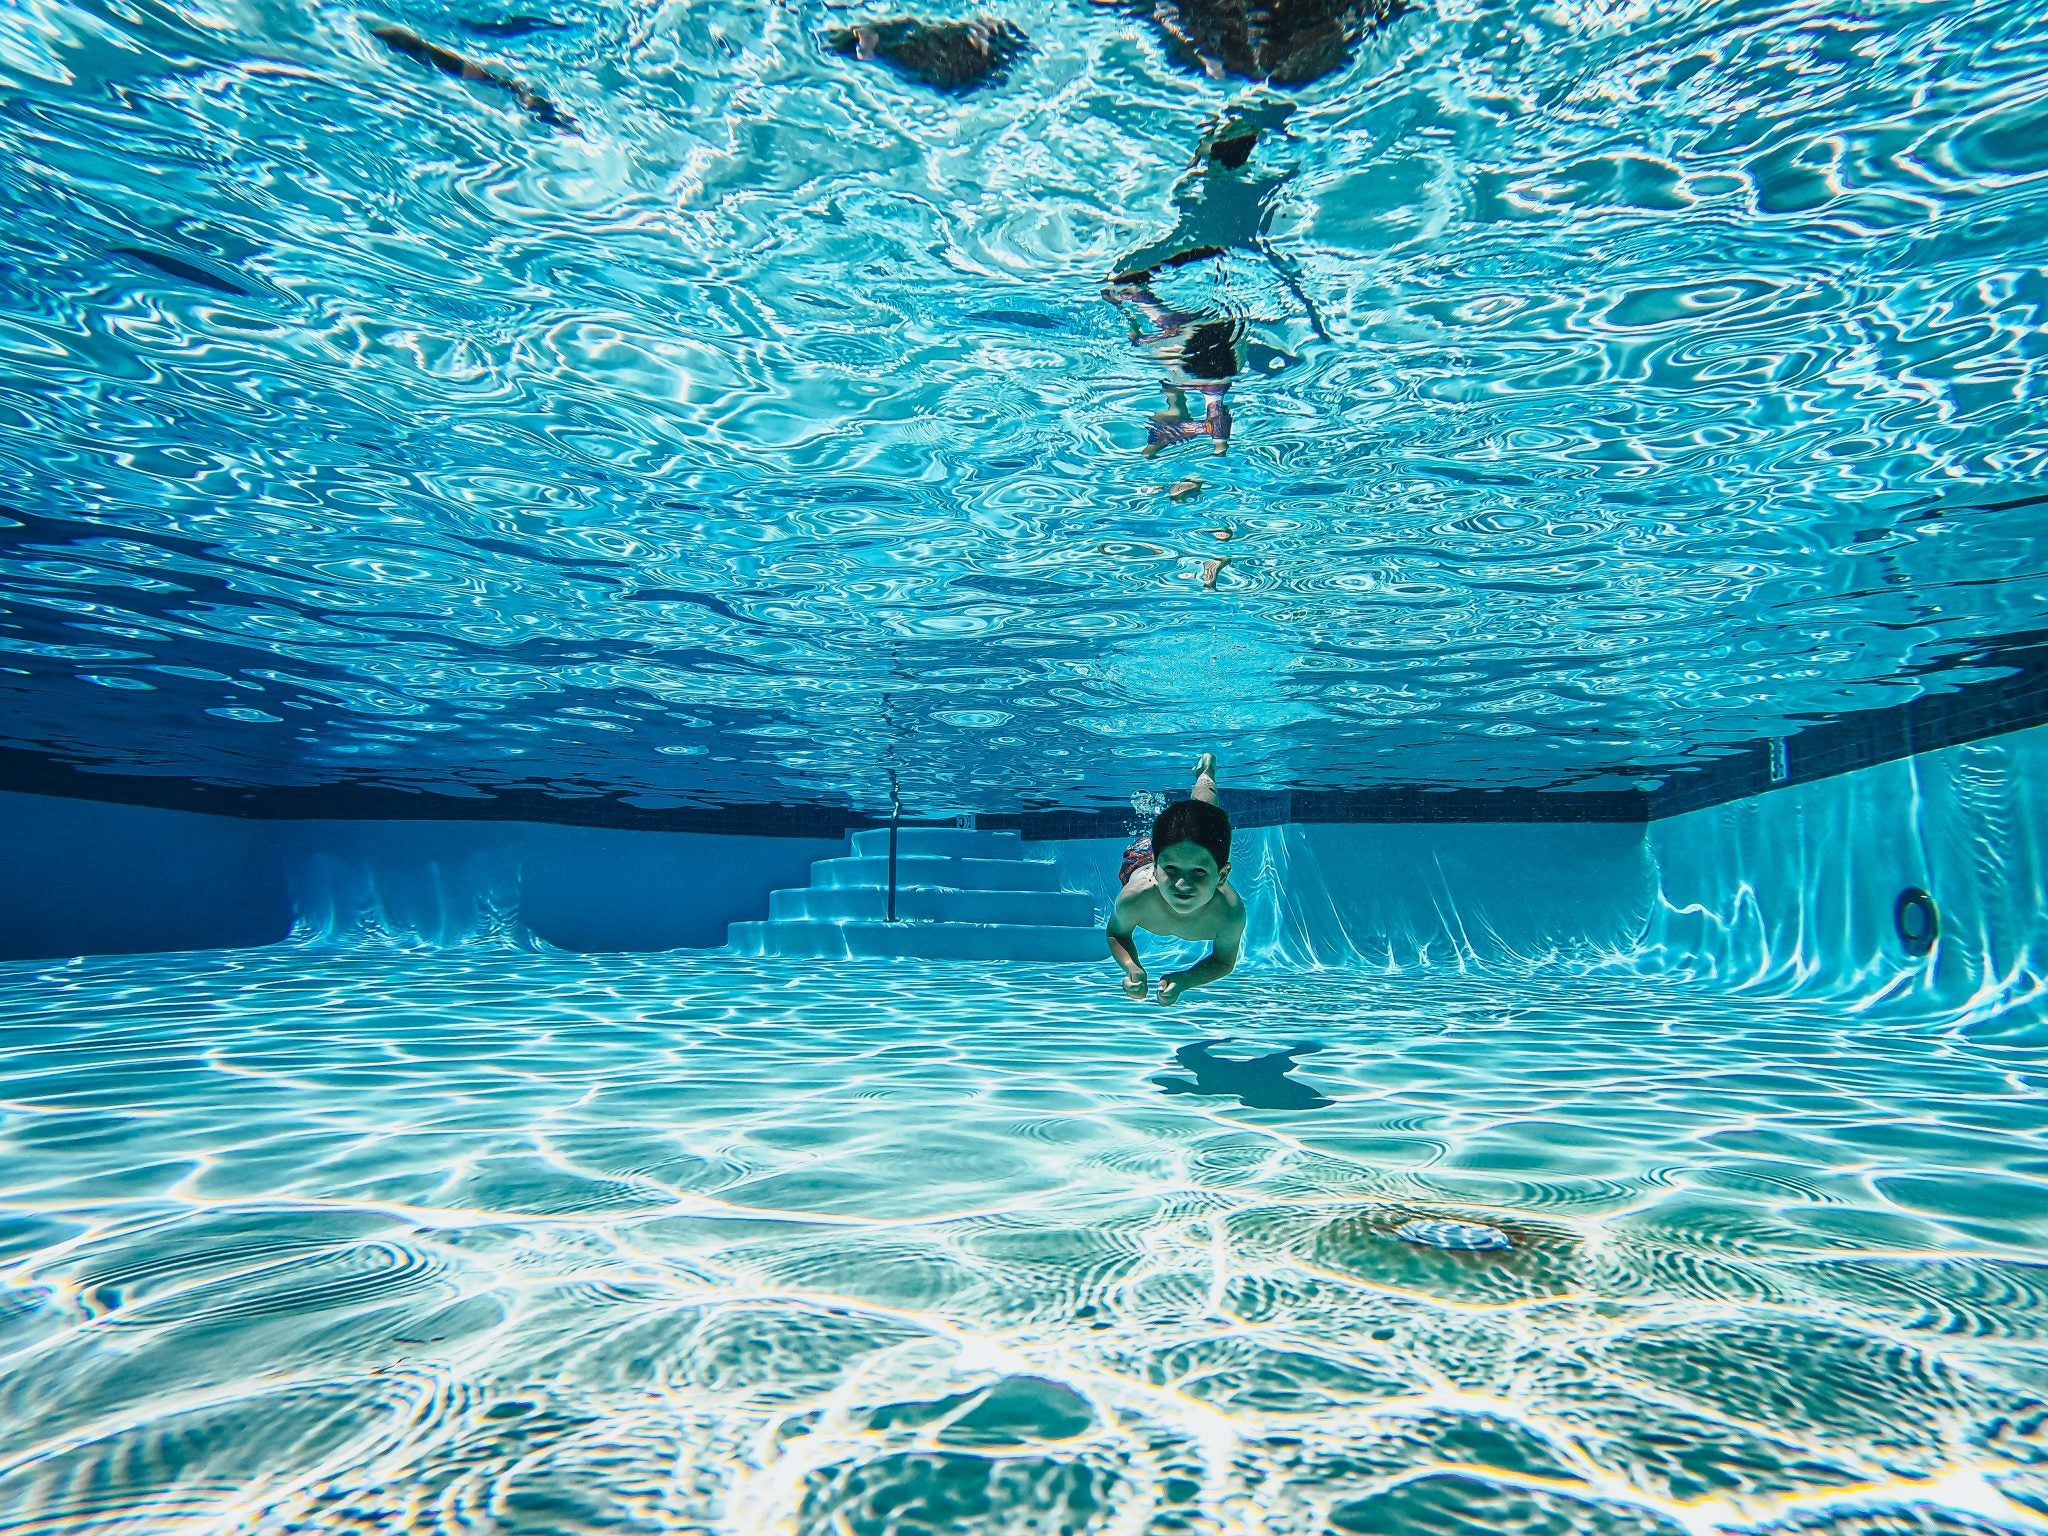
top-left (886, 772), bottom-right (900, 923)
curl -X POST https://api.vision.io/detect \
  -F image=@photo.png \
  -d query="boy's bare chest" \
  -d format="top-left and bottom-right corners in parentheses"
top-left (1136, 890), bottom-right (1233, 942)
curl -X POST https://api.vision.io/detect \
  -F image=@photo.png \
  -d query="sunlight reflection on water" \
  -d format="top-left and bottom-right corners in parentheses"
top-left (0, 0), bottom-right (2041, 810)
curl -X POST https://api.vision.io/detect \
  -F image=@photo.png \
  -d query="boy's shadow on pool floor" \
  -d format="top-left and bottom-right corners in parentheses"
top-left (1151, 1038), bottom-right (1333, 1111)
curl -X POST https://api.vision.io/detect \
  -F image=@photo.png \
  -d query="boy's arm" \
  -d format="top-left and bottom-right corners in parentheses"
top-left (1158, 903), bottom-right (1245, 1005)
top-left (1106, 893), bottom-right (1148, 997)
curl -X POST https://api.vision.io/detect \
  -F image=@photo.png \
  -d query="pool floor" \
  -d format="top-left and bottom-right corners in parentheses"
top-left (1, 950), bottom-right (2045, 1534)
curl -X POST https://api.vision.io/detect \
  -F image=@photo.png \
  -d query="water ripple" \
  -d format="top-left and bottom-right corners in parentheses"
top-left (0, 0), bottom-right (2039, 804)
top-left (2, 952), bottom-right (2044, 1532)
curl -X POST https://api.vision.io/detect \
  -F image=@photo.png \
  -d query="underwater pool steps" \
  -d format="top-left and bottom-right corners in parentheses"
top-left (729, 826), bottom-right (1103, 961)
top-left (848, 826), bottom-right (1021, 858)
top-left (809, 854), bottom-right (1065, 892)
top-left (770, 885), bottom-right (1096, 926)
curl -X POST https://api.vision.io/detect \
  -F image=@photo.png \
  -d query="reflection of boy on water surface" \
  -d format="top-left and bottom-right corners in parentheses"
top-left (1106, 278), bottom-right (1243, 455)
top-left (1105, 99), bottom-right (1325, 455)
top-left (1110, 98), bottom-right (1318, 328)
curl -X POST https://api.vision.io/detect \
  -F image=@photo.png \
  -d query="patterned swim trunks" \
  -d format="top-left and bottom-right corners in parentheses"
top-left (1118, 835), bottom-right (1153, 887)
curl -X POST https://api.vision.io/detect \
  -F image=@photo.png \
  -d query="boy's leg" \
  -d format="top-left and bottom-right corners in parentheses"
top-left (1199, 385), bottom-right (1232, 453)
top-left (1144, 389), bottom-right (1204, 458)
top-left (1192, 751), bottom-right (1218, 805)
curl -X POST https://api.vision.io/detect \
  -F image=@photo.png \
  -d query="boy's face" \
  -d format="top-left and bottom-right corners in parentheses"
top-left (1154, 840), bottom-right (1227, 915)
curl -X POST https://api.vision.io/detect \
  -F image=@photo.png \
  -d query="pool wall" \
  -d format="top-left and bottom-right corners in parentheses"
top-left (3, 722), bottom-right (2043, 1027)
top-left (275, 819), bottom-right (842, 952)
top-left (0, 792), bottom-right (838, 960)
top-left (1031, 823), bottom-right (1653, 972)
top-left (0, 788), bottom-right (289, 959)
top-left (1016, 723), bottom-right (2046, 1018)
top-left (1641, 723), bottom-right (2048, 1024)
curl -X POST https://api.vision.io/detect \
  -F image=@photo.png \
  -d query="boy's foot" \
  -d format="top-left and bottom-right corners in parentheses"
top-left (1195, 751), bottom-right (1217, 780)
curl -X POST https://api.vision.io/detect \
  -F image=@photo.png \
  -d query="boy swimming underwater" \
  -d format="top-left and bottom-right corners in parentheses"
top-left (1106, 754), bottom-right (1246, 1004)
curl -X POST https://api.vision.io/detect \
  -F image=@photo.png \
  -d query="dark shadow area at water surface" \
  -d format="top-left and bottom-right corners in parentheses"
top-left (369, 22), bottom-right (578, 132)
top-left (1151, 1038), bottom-right (1333, 1110)
top-left (1111, 99), bottom-right (1320, 331)
top-left (825, 15), bottom-right (1029, 90)
top-left (1106, 101), bottom-right (1323, 460)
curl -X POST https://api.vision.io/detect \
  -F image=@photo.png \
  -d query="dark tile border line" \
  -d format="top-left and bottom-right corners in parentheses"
top-left (0, 750), bottom-right (1656, 835)
top-left (1646, 622), bottom-right (2048, 818)
top-left (979, 786), bottom-right (1649, 840)
top-left (0, 753), bottom-right (875, 839)
top-left (2, 624), bottom-right (2043, 836)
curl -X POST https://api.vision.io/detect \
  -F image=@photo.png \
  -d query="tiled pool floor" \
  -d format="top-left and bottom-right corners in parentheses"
top-left (1, 950), bottom-right (2044, 1534)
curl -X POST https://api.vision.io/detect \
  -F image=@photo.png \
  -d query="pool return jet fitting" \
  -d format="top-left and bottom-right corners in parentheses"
top-left (1894, 886), bottom-right (1938, 957)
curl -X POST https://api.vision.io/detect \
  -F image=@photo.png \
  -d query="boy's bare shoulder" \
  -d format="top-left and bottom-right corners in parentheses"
top-left (1207, 880), bottom-right (1248, 937)
top-left (1108, 879), bottom-right (1166, 927)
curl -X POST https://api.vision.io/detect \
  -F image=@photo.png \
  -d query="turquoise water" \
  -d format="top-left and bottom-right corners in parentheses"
top-left (0, 0), bottom-right (2044, 809)
top-left (3, 950), bottom-right (2046, 1533)
top-left (4, 0), bottom-right (2047, 1527)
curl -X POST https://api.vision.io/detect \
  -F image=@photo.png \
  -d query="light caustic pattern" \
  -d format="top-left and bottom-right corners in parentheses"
top-left (0, 0), bottom-right (2045, 810)
top-left (2, 953), bottom-right (2048, 1534)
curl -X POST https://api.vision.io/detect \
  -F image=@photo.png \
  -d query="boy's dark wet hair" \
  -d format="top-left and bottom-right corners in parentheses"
top-left (1152, 799), bottom-right (1232, 868)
